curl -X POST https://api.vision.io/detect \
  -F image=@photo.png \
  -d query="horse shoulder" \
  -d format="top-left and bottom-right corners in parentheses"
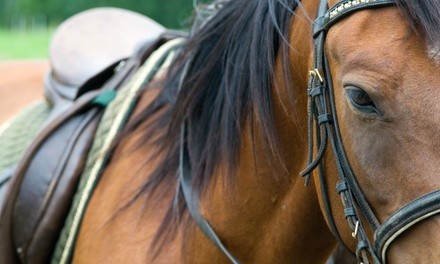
top-left (74, 86), bottom-right (184, 263)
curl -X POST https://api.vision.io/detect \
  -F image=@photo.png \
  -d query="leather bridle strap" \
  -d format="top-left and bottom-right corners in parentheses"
top-left (302, 0), bottom-right (348, 252)
top-left (177, 56), bottom-right (241, 263)
top-left (374, 190), bottom-right (440, 263)
top-left (303, 0), bottom-right (394, 263)
top-left (179, 123), bottom-right (241, 264)
top-left (313, 0), bottom-right (396, 37)
top-left (307, 0), bottom-right (440, 263)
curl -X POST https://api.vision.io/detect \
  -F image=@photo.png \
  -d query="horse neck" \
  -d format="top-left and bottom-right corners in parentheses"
top-left (187, 1), bottom-right (336, 262)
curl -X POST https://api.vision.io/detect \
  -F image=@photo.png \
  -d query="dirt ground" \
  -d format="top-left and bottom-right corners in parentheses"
top-left (0, 60), bottom-right (48, 124)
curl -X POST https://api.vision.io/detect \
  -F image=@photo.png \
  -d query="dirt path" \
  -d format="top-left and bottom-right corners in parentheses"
top-left (0, 60), bottom-right (49, 124)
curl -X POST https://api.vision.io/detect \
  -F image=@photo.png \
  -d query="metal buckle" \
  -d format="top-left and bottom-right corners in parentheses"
top-left (352, 221), bottom-right (360, 238)
top-left (309, 68), bottom-right (324, 83)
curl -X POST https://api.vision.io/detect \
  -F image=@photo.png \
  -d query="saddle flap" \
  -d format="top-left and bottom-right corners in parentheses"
top-left (12, 108), bottom-right (102, 262)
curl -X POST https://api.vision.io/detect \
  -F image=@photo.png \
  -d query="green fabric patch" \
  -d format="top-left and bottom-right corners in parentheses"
top-left (91, 91), bottom-right (117, 107)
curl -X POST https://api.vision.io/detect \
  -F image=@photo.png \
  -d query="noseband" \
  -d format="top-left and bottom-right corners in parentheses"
top-left (302, 0), bottom-right (440, 263)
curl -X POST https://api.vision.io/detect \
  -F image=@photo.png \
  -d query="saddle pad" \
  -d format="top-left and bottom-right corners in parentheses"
top-left (0, 101), bottom-right (51, 172)
top-left (0, 101), bottom-right (51, 202)
top-left (51, 38), bottom-right (184, 264)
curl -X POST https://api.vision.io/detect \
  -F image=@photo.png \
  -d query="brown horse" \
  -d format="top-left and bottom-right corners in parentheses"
top-left (73, 0), bottom-right (440, 263)
top-left (4, 0), bottom-right (440, 263)
top-left (70, 0), bottom-right (440, 263)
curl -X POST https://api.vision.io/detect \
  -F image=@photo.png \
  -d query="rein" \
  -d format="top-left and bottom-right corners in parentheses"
top-left (178, 0), bottom-right (440, 263)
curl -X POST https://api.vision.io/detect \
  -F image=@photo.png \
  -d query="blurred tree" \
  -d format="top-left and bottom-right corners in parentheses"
top-left (0, 0), bottom-right (195, 29)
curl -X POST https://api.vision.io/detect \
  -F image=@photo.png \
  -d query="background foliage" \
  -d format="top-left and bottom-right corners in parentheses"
top-left (0, 0), bottom-right (203, 59)
top-left (0, 0), bottom-right (197, 29)
top-left (0, 29), bottom-right (52, 59)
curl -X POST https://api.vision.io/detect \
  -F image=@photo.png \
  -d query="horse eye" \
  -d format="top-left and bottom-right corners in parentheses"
top-left (345, 87), bottom-right (381, 115)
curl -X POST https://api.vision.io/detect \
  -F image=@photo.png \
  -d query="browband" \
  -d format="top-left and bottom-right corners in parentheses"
top-left (313, 0), bottom-right (395, 36)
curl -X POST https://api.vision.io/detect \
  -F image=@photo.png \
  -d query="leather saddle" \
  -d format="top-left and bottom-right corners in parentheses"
top-left (0, 7), bottom-right (178, 264)
top-left (45, 7), bottom-right (165, 119)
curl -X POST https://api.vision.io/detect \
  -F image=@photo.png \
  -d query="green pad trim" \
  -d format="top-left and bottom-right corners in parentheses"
top-left (91, 90), bottom-right (117, 107)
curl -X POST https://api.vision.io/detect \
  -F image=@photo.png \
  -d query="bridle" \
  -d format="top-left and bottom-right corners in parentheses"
top-left (179, 0), bottom-right (440, 264)
top-left (302, 0), bottom-right (440, 263)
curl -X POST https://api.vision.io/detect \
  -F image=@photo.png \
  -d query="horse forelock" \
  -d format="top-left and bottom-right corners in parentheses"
top-left (115, 0), bottom-right (302, 254)
top-left (395, 0), bottom-right (440, 57)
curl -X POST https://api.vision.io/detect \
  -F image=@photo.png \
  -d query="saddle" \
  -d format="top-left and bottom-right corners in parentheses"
top-left (0, 8), bottom-right (181, 264)
top-left (45, 7), bottom-right (165, 119)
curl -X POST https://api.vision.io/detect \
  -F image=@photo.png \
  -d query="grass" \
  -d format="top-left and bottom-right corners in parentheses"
top-left (0, 28), bottom-right (54, 60)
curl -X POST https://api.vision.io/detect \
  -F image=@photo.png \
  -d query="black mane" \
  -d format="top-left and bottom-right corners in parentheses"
top-left (116, 0), bottom-right (440, 252)
top-left (117, 0), bottom-right (300, 250)
top-left (396, 0), bottom-right (440, 46)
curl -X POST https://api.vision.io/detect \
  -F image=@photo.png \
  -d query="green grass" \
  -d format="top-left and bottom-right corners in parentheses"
top-left (0, 28), bottom-right (54, 60)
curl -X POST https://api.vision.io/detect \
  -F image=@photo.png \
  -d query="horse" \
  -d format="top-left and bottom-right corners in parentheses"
top-left (3, 0), bottom-right (440, 263)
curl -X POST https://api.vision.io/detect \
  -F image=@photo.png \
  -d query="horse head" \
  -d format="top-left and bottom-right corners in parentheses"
top-left (300, 0), bottom-right (440, 262)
